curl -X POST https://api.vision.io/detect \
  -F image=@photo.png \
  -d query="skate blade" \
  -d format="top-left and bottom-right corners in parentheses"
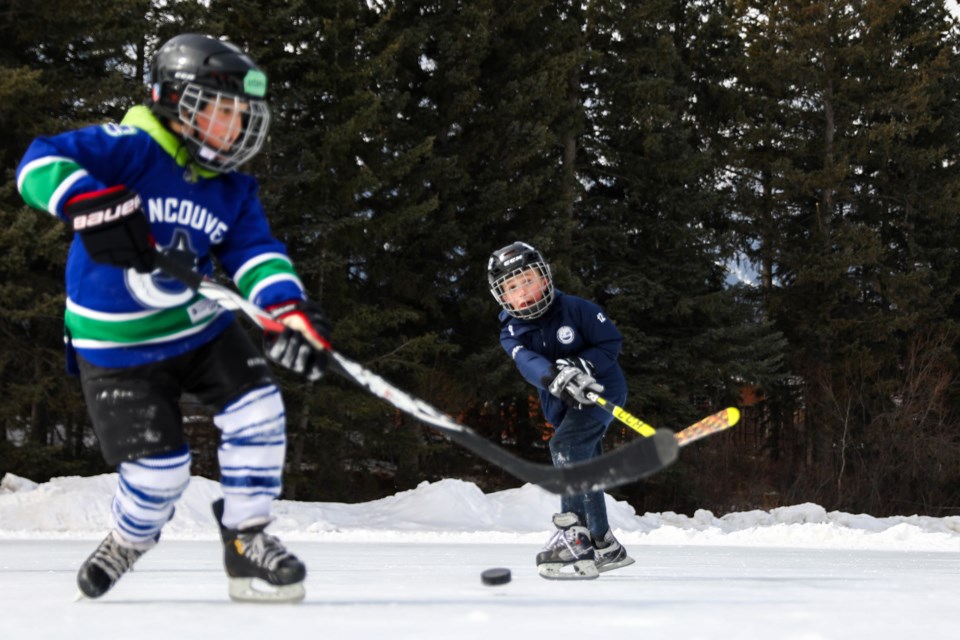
top-left (597, 555), bottom-right (635, 573)
top-left (227, 577), bottom-right (305, 603)
top-left (538, 559), bottom-right (599, 580)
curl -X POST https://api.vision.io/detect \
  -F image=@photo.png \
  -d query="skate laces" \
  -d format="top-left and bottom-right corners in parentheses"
top-left (235, 528), bottom-right (295, 570)
top-left (541, 526), bottom-right (591, 558)
top-left (90, 532), bottom-right (149, 580)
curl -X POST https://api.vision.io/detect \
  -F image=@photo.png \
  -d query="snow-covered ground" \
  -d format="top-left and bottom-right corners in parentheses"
top-left (2, 472), bottom-right (959, 639)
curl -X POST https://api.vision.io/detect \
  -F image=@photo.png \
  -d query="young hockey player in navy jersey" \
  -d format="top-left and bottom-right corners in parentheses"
top-left (16, 34), bottom-right (329, 603)
top-left (488, 241), bottom-right (635, 580)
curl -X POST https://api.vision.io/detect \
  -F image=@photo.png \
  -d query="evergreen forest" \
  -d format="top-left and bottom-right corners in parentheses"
top-left (3, 0), bottom-right (960, 517)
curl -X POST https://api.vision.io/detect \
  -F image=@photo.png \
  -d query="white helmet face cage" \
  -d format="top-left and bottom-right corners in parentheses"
top-left (177, 83), bottom-right (270, 172)
top-left (490, 259), bottom-right (555, 319)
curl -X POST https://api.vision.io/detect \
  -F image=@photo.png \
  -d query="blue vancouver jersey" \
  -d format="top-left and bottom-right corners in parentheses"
top-left (498, 290), bottom-right (627, 427)
top-left (16, 106), bottom-right (306, 368)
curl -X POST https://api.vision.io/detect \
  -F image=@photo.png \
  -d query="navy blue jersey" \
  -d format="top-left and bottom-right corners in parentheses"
top-left (17, 106), bottom-right (306, 368)
top-left (498, 290), bottom-right (627, 426)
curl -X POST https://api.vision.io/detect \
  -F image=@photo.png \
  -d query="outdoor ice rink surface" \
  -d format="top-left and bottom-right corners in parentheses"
top-left (2, 539), bottom-right (959, 640)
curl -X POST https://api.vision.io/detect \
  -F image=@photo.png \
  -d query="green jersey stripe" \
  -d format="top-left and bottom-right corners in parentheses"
top-left (66, 297), bottom-right (222, 344)
top-left (17, 156), bottom-right (88, 214)
top-left (234, 255), bottom-right (302, 300)
top-left (69, 316), bottom-right (224, 349)
top-left (249, 273), bottom-right (304, 304)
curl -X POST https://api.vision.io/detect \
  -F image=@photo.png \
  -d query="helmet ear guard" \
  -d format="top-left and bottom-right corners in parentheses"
top-left (151, 82), bottom-right (183, 118)
top-left (487, 242), bottom-right (555, 319)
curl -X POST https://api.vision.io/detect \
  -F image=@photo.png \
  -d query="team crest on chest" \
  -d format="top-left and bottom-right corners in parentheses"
top-left (125, 230), bottom-right (196, 309)
top-left (557, 326), bottom-right (575, 345)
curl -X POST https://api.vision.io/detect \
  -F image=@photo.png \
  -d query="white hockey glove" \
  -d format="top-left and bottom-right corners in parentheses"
top-left (543, 357), bottom-right (604, 408)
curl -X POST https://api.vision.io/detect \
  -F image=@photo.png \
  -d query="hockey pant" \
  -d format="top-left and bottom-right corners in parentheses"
top-left (112, 384), bottom-right (286, 542)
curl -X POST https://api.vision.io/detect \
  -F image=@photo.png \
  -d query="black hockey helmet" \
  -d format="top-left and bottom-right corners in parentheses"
top-left (148, 33), bottom-right (270, 172)
top-left (487, 241), bottom-right (554, 319)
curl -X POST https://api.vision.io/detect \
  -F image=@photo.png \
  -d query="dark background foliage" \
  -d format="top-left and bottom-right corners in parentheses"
top-left (3, 1), bottom-right (960, 516)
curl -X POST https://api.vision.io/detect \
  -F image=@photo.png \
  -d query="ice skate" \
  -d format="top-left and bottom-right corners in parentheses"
top-left (76, 530), bottom-right (155, 599)
top-left (536, 512), bottom-right (598, 580)
top-left (594, 529), bottom-right (635, 573)
top-left (212, 498), bottom-right (306, 603)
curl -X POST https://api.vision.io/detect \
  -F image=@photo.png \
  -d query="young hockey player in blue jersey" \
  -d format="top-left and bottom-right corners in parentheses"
top-left (488, 241), bottom-right (634, 579)
top-left (16, 33), bottom-right (329, 603)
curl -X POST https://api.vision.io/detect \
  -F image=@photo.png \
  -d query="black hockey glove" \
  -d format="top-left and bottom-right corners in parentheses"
top-left (264, 300), bottom-right (332, 382)
top-left (542, 357), bottom-right (604, 408)
top-left (63, 186), bottom-right (156, 273)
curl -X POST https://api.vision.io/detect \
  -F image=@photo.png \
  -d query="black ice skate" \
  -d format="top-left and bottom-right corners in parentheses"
top-left (212, 498), bottom-right (306, 603)
top-left (76, 530), bottom-right (155, 599)
top-left (536, 512), bottom-right (598, 580)
top-left (593, 529), bottom-right (635, 573)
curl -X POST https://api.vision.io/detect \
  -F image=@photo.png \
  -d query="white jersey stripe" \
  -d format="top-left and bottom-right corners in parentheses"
top-left (232, 252), bottom-right (293, 284)
top-left (249, 273), bottom-right (304, 305)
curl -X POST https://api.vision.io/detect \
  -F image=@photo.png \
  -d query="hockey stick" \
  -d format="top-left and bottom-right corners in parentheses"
top-left (588, 393), bottom-right (740, 447)
top-left (150, 251), bottom-right (679, 496)
top-left (586, 393), bottom-right (657, 437)
top-left (674, 407), bottom-right (740, 446)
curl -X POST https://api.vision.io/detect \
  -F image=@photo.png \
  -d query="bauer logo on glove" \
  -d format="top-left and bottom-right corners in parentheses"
top-left (70, 191), bottom-right (144, 231)
top-left (63, 185), bottom-right (156, 273)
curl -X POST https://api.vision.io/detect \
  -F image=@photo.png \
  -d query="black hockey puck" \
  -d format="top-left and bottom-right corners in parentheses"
top-left (481, 567), bottom-right (511, 586)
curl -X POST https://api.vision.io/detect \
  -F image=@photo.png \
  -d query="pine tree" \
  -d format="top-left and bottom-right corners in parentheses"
top-left (728, 0), bottom-right (960, 513)
top-left (0, 0), bottom-right (168, 479)
top-left (574, 0), bottom-right (783, 425)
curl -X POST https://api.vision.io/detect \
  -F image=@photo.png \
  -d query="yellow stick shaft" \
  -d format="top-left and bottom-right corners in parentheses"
top-left (589, 394), bottom-right (657, 437)
top-left (590, 394), bottom-right (740, 447)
